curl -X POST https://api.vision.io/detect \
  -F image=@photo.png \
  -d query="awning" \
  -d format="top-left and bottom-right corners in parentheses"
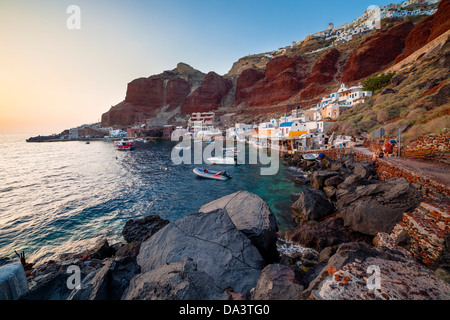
top-left (288, 130), bottom-right (308, 138)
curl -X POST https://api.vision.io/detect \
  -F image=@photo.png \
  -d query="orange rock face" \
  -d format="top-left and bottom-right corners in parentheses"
top-left (342, 21), bottom-right (414, 83)
top-left (395, 0), bottom-right (450, 64)
top-left (233, 68), bottom-right (265, 106)
top-left (180, 72), bottom-right (232, 113)
top-left (246, 56), bottom-right (308, 107)
top-left (301, 48), bottom-right (341, 100)
top-left (101, 77), bottom-right (192, 127)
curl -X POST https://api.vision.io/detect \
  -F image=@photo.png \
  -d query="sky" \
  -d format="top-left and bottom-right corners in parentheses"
top-left (0, 0), bottom-right (397, 135)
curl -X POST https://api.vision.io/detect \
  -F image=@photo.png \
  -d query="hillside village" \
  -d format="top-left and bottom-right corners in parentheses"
top-left (44, 0), bottom-right (448, 162)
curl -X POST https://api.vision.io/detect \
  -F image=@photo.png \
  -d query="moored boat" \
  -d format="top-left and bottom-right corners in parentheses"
top-left (114, 140), bottom-right (136, 151)
top-left (302, 153), bottom-right (319, 160)
top-left (193, 168), bottom-right (231, 180)
top-left (206, 156), bottom-right (237, 165)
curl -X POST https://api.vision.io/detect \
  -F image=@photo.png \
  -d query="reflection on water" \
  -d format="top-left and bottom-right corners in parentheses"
top-left (0, 135), bottom-right (304, 263)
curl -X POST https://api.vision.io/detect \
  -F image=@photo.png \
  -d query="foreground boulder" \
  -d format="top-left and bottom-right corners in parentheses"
top-left (251, 264), bottom-right (305, 300)
top-left (123, 258), bottom-right (223, 300)
top-left (311, 170), bottom-right (340, 190)
top-left (122, 215), bottom-right (169, 243)
top-left (301, 241), bottom-right (398, 298)
top-left (291, 188), bottom-right (334, 222)
top-left (68, 256), bottom-right (140, 300)
top-left (312, 246), bottom-right (450, 300)
top-left (135, 209), bottom-right (265, 298)
top-left (199, 191), bottom-right (278, 263)
top-left (285, 216), bottom-right (369, 252)
top-left (336, 178), bottom-right (422, 236)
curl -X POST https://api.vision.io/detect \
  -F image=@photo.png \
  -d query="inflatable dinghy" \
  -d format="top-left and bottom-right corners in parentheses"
top-left (193, 168), bottom-right (231, 180)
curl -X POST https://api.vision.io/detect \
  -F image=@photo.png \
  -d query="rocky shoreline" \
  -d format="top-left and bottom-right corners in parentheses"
top-left (3, 153), bottom-right (449, 300)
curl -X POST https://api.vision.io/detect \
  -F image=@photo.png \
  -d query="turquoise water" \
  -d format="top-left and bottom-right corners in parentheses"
top-left (0, 134), bottom-right (304, 263)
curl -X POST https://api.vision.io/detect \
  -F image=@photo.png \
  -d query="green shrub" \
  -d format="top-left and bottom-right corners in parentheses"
top-left (362, 72), bottom-right (396, 92)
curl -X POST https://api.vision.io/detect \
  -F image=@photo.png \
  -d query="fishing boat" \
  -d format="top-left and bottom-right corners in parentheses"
top-left (206, 156), bottom-right (237, 165)
top-left (114, 140), bottom-right (136, 151)
top-left (193, 168), bottom-right (231, 180)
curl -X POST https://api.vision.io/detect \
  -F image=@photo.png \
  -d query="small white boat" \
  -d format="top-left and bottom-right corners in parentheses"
top-left (302, 153), bottom-right (319, 160)
top-left (206, 156), bottom-right (236, 165)
top-left (193, 168), bottom-right (231, 180)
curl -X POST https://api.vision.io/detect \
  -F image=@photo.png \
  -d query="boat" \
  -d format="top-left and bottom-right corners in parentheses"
top-left (85, 141), bottom-right (90, 144)
top-left (193, 168), bottom-right (231, 180)
top-left (206, 156), bottom-right (237, 165)
top-left (114, 140), bottom-right (136, 151)
top-left (302, 153), bottom-right (319, 160)
top-left (222, 147), bottom-right (240, 157)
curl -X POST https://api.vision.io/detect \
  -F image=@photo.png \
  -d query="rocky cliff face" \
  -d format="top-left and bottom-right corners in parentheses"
top-left (246, 56), bottom-right (308, 107)
top-left (101, 63), bottom-right (205, 127)
top-left (233, 68), bottom-right (265, 107)
top-left (301, 48), bottom-right (341, 100)
top-left (395, 0), bottom-right (450, 64)
top-left (180, 72), bottom-right (233, 113)
top-left (342, 21), bottom-right (415, 83)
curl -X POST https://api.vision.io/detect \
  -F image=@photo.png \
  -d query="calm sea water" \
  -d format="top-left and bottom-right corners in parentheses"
top-left (0, 134), bottom-right (304, 264)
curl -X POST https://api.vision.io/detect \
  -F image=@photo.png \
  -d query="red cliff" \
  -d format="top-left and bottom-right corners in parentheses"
top-left (180, 72), bottom-right (232, 113)
top-left (233, 68), bottom-right (265, 106)
top-left (246, 56), bottom-right (308, 107)
top-left (301, 48), bottom-right (341, 100)
top-left (395, 0), bottom-right (450, 64)
top-left (342, 21), bottom-right (414, 83)
top-left (101, 63), bottom-right (204, 127)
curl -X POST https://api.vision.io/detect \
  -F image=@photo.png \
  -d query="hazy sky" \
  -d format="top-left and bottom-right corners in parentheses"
top-left (0, 0), bottom-right (396, 135)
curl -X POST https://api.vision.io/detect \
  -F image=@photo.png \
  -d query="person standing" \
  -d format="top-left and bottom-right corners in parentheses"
top-left (384, 139), bottom-right (393, 157)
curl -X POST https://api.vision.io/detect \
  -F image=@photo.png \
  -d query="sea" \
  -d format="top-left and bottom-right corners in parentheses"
top-left (0, 134), bottom-right (306, 264)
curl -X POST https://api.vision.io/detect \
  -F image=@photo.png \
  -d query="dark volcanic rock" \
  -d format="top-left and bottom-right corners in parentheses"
top-left (324, 175), bottom-right (344, 187)
top-left (311, 170), bottom-right (340, 189)
top-left (198, 191), bottom-right (279, 263)
top-left (85, 238), bottom-right (116, 260)
top-left (353, 160), bottom-right (377, 179)
top-left (291, 188), bottom-right (334, 222)
top-left (285, 216), bottom-right (368, 252)
top-left (302, 241), bottom-right (404, 298)
top-left (69, 256), bottom-right (140, 300)
top-left (123, 257), bottom-right (223, 300)
top-left (251, 264), bottom-right (305, 300)
top-left (122, 215), bottom-right (170, 244)
top-left (136, 209), bottom-right (265, 296)
top-left (336, 177), bottom-right (422, 236)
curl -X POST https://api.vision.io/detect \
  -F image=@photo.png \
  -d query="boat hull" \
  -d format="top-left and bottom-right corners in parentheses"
top-left (193, 168), bottom-right (231, 180)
